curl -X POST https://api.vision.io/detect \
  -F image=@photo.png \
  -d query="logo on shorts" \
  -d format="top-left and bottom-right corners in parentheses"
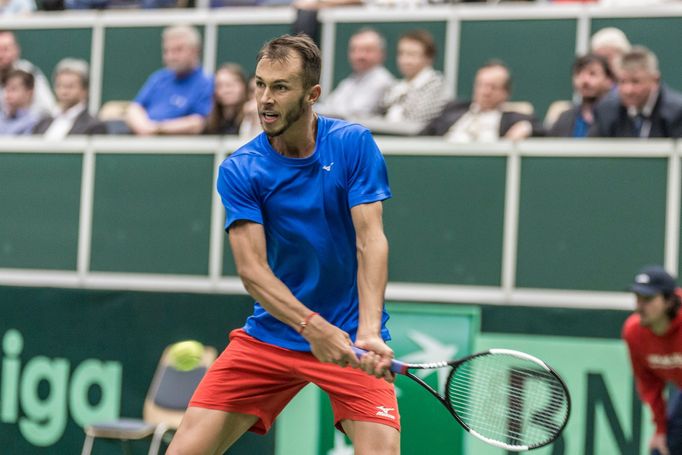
top-left (375, 406), bottom-right (396, 420)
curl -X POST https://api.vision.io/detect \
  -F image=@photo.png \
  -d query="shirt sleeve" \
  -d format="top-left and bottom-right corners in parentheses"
top-left (217, 157), bottom-right (263, 230)
top-left (190, 75), bottom-right (214, 117)
top-left (133, 72), bottom-right (159, 109)
top-left (623, 329), bottom-right (668, 435)
top-left (347, 129), bottom-right (392, 208)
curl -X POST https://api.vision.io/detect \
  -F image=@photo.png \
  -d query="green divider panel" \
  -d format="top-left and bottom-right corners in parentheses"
top-left (384, 155), bottom-right (506, 286)
top-left (516, 157), bottom-right (666, 291)
top-left (216, 24), bottom-right (292, 77)
top-left (101, 27), bottom-right (205, 104)
top-left (332, 21), bottom-right (446, 88)
top-left (14, 29), bottom-right (92, 82)
top-left (90, 154), bottom-right (213, 274)
top-left (458, 19), bottom-right (576, 120)
top-left (0, 154), bottom-right (82, 270)
top-left (591, 18), bottom-right (682, 93)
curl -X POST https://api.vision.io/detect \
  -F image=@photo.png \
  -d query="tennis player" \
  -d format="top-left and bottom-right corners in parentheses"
top-left (167, 34), bottom-right (400, 455)
top-left (623, 265), bottom-right (682, 455)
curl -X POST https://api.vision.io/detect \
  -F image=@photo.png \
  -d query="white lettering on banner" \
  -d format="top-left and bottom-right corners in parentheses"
top-left (0, 329), bottom-right (122, 447)
top-left (647, 353), bottom-right (682, 369)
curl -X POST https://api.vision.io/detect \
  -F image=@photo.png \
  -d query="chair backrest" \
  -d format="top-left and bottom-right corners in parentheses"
top-left (98, 100), bottom-right (131, 121)
top-left (143, 344), bottom-right (217, 429)
top-left (544, 100), bottom-right (573, 129)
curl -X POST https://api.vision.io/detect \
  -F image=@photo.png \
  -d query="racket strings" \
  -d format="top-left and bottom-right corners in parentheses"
top-left (446, 354), bottom-right (569, 448)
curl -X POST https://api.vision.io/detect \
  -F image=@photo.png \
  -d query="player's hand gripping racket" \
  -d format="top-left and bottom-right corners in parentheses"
top-left (353, 347), bottom-right (570, 451)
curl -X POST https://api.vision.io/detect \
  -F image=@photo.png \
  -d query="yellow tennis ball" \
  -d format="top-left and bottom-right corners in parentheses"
top-left (168, 340), bottom-right (204, 371)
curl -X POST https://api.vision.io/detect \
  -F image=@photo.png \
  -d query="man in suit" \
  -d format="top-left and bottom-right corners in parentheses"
top-left (548, 54), bottom-right (614, 137)
top-left (590, 46), bottom-right (682, 139)
top-left (420, 61), bottom-right (543, 142)
top-left (33, 58), bottom-right (105, 137)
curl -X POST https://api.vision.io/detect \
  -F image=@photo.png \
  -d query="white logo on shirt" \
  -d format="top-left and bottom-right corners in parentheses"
top-left (648, 353), bottom-right (682, 369)
top-left (375, 406), bottom-right (396, 420)
top-left (322, 162), bottom-right (335, 172)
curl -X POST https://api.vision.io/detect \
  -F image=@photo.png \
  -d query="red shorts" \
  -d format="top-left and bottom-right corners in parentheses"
top-left (189, 329), bottom-right (400, 434)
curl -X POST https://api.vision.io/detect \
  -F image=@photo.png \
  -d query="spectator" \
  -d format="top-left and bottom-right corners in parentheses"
top-left (205, 63), bottom-right (248, 135)
top-left (590, 27), bottom-right (631, 80)
top-left (0, 69), bottom-right (38, 135)
top-left (238, 75), bottom-right (262, 140)
top-left (0, 0), bottom-right (36, 15)
top-left (33, 58), bottom-right (105, 138)
top-left (125, 25), bottom-right (213, 136)
top-left (0, 30), bottom-right (56, 117)
top-left (590, 46), bottom-right (682, 138)
top-left (315, 27), bottom-right (394, 120)
top-left (548, 54), bottom-right (614, 137)
top-left (379, 29), bottom-right (449, 125)
top-left (421, 61), bottom-right (543, 142)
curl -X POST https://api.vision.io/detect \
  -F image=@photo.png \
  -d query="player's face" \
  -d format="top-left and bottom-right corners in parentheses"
top-left (255, 55), bottom-right (313, 138)
top-left (636, 293), bottom-right (669, 328)
top-left (163, 37), bottom-right (198, 75)
top-left (573, 62), bottom-right (613, 101)
top-left (348, 32), bottom-right (384, 74)
top-left (55, 71), bottom-right (87, 110)
top-left (473, 66), bottom-right (509, 111)
top-left (215, 69), bottom-right (247, 107)
top-left (618, 67), bottom-right (659, 110)
top-left (396, 38), bottom-right (431, 81)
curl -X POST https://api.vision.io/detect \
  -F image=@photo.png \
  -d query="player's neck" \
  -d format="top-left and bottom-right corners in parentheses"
top-left (271, 112), bottom-right (318, 158)
top-left (650, 317), bottom-right (671, 336)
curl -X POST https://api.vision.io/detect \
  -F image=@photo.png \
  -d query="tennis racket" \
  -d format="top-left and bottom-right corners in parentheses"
top-left (353, 347), bottom-right (570, 452)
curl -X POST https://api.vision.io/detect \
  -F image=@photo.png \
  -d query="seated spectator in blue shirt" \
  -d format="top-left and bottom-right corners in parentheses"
top-left (548, 54), bottom-right (614, 137)
top-left (125, 25), bottom-right (213, 136)
top-left (0, 69), bottom-right (38, 135)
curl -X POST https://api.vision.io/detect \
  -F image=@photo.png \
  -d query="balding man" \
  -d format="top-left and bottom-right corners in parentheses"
top-left (421, 61), bottom-right (543, 142)
top-left (590, 46), bottom-right (682, 138)
top-left (0, 30), bottom-right (56, 118)
top-left (126, 25), bottom-right (213, 135)
top-left (315, 28), bottom-right (395, 119)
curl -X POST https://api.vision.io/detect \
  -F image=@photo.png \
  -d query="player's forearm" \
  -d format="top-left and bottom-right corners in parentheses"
top-left (355, 231), bottom-right (388, 338)
top-left (238, 262), bottom-right (314, 331)
top-left (125, 103), bottom-right (155, 133)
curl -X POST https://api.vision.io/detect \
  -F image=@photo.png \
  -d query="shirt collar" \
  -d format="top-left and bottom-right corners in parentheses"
top-left (627, 86), bottom-right (660, 118)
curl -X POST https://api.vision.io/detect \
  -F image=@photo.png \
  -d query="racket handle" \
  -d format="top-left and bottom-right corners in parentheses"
top-left (351, 346), bottom-right (408, 375)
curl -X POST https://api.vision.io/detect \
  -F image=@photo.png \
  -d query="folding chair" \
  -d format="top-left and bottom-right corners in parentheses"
top-left (81, 343), bottom-right (217, 455)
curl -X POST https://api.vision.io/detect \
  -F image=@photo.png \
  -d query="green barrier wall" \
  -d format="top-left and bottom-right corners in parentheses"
top-left (216, 24), bottom-right (292, 76)
top-left (0, 153), bottom-right (82, 270)
top-left (14, 28), bottom-right (92, 82)
top-left (90, 154), bottom-right (214, 275)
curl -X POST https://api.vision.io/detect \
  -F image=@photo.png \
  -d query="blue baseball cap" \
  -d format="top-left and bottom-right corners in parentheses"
top-left (629, 265), bottom-right (677, 297)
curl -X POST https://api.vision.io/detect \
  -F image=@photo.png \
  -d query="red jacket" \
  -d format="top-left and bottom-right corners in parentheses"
top-left (622, 310), bottom-right (682, 435)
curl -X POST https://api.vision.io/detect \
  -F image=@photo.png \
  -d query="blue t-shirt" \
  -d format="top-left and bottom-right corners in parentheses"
top-left (217, 116), bottom-right (392, 351)
top-left (134, 67), bottom-right (213, 121)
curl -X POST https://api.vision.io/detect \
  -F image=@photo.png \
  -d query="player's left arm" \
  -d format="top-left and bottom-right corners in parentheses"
top-left (351, 200), bottom-right (394, 382)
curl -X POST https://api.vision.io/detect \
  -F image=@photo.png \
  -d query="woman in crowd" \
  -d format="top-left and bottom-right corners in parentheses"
top-left (205, 63), bottom-right (248, 135)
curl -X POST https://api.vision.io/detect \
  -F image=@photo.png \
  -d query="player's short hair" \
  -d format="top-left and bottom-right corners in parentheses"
top-left (6, 69), bottom-right (34, 90)
top-left (572, 53), bottom-right (614, 81)
top-left (620, 46), bottom-right (659, 76)
top-left (664, 290), bottom-right (681, 319)
top-left (256, 33), bottom-right (321, 90)
top-left (53, 58), bottom-right (90, 89)
top-left (478, 59), bottom-right (512, 93)
top-left (399, 29), bottom-right (436, 60)
top-left (162, 24), bottom-right (202, 50)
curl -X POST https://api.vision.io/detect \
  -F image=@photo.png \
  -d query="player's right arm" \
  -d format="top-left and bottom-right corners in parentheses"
top-left (229, 220), bottom-right (359, 368)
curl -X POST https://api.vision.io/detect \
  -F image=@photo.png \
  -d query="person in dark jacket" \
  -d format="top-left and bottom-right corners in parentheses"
top-left (33, 58), bottom-right (105, 137)
top-left (421, 61), bottom-right (543, 141)
top-left (589, 46), bottom-right (682, 139)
